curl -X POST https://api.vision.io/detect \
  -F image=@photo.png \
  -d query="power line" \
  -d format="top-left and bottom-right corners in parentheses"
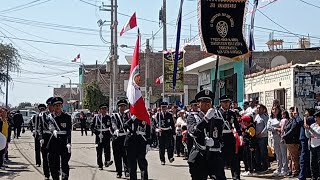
top-left (298, 0), bottom-right (320, 9)
top-left (1, 0), bottom-right (53, 14)
top-left (0, 35), bottom-right (108, 47)
top-left (79, 0), bottom-right (99, 7)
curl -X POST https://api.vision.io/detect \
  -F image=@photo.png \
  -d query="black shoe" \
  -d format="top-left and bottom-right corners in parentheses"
top-left (105, 161), bottom-right (113, 167)
top-left (176, 154), bottom-right (180, 157)
top-left (116, 174), bottom-right (121, 178)
top-left (99, 166), bottom-right (103, 170)
top-left (36, 164), bottom-right (41, 167)
top-left (161, 161), bottom-right (165, 165)
top-left (169, 158), bottom-right (175, 163)
top-left (290, 173), bottom-right (298, 178)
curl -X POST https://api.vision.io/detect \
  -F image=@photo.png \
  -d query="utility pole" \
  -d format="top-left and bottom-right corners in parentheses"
top-left (145, 39), bottom-right (150, 108)
top-left (100, 1), bottom-right (115, 112)
top-left (113, 0), bottom-right (118, 112)
top-left (162, 0), bottom-right (167, 51)
top-left (69, 78), bottom-right (72, 112)
top-left (5, 56), bottom-right (9, 108)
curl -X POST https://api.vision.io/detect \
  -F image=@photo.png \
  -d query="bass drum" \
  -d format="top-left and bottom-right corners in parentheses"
top-left (0, 133), bottom-right (6, 151)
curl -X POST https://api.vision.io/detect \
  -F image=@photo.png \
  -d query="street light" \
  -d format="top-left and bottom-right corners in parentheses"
top-left (61, 76), bottom-right (72, 112)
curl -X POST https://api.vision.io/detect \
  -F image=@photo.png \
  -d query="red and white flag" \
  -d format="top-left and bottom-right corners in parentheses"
top-left (126, 33), bottom-right (150, 125)
top-left (120, 12), bottom-right (137, 36)
top-left (72, 53), bottom-right (80, 62)
top-left (155, 75), bottom-right (163, 85)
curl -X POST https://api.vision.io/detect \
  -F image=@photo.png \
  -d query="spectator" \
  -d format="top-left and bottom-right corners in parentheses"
top-left (181, 125), bottom-right (188, 160)
top-left (305, 111), bottom-right (320, 180)
top-left (298, 108), bottom-right (315, 180)
top-left (175, 110), bottom-right (186, 157)
top-left (0, 108), bottom-right (9, 169)
top-left (240, 115), bottom-right (256, 177)
top-left (254, 104), bottom-right (269, 172)
top-left (282, 107), bottom-right (301, 178)
top-left (13, 110), bottom-right (23, 139)
top-left (79, 111), bottom-right (87, 136)
top-left (267, 106), bottom-right (288, 176)
top-left (246, 98), bottom-right (258, 116)
top-left (240, 101), bottom-right (249, 116)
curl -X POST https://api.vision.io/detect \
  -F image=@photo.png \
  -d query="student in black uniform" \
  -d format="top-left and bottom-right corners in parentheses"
top-left (155, 102), bottom-right (175, 165)
top-left (39, 97), bottom-right (54, 180)
top-left (217, 95), bottom-right (242, 180)
top-left (91, 103), bottom-right (113, 170)
top-left (47, 97), bottom-right (72, 180)
top-left (187, 90), bottom-right (226, 180)
top-left (32, 104), bottom-right (46, 167)
top-left (186, 99), bottom-right (199, 157)
top-left (124, 114), bottom-right (151, 180)
top-left (112, 99), bottom-right (130, 178)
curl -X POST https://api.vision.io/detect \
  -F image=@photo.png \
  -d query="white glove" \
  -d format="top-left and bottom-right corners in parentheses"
top-left (40, 139), bottom-right (44, 147)
top-left (67, 144), bottom-right (71, 153)
top-left (114, 129), bottom-right (119, 137)
top-left (53, 130), bottom-right (58, 138)
top-left (205, 137), bottom-right (214, 147)
top-left (98, 133), bottom-right (104, 139)
top-left (49, 124), bottom-right (55, 131)
top-left (146, 144), bottom-right (151, 154)
top-left (155, 128), bottom-right (161, 133)
top-left (239, 136), bottom-right (244, 146)
top-left (132, 115), bottom-right (137, 120)
top-left (205, 108), bottom-right (216, 120)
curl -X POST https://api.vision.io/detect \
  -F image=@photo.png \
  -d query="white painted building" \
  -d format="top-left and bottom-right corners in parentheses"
top-left (245, 60), bottom-right (320, 115)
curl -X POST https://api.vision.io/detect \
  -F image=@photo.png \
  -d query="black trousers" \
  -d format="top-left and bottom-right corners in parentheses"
top-left (187, 133), bottom-right (193, 157)
top-left (126, 139), bottom-right (148, 180)
top-left (14, 126), bottom-right (21, 138)
top-left (96, 137), bottom-right (111, 167)
top-left (112, 136), bottom-right (128, 176)
top-left (158, 132), bottom-right (174, 162)
top-left (311, 146), bottom-right (320, 180)
top-left (34, 136), bottom-right (41, 165)
top-left (222, 133), bottom-right (240, 180)
top-left (175, 136), bottom-right (183, 155)
top-left (0, 149), bottom-right (5, 167)
top-left (49, 146), bottom-right (71, 180)
top-left (42, 134), bottom-right (51, 178)
top-left (243, 145), bottom-right (255, 173)
top-left (80, 125), bottom-right (87, 136)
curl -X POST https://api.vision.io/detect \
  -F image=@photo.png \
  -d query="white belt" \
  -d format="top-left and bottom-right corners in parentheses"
top-left (43, 130), bottom-right (51, 134)
top-left (136, 131), bottom-right (146, 136)
top-left (223, 130), bottom-right (233, 133)
top-left (98, 129), bottom-right (110, 132)
top-left (118, 132), bottom-right (126, 136)
top-left (56, 131), bottom-right (67, 135)
top-left (160, 127), bottom-right (171, 131)
top-left (209, 147), bottom-right (221, 152)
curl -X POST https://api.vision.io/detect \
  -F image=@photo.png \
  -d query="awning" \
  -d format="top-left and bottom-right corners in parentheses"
top-left (184, 55), bottom-right (232, 74)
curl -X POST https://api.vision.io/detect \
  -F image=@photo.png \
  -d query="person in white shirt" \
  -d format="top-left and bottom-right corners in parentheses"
top-left (175, 110), bottom-right (186, 157)
top-left (305, 111), bottom-right (320, 180)
top-left (245, 98), bottom-right (258, 116)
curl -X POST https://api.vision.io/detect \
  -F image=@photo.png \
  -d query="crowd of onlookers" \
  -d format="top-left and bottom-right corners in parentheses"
top-left (235, 95), bottom-right (320, 180)
top-left (0, 108), bottom-right (26, 169)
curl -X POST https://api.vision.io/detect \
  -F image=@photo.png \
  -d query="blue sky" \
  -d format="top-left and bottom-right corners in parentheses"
top-left (0, 0), bottom-right (319, 106)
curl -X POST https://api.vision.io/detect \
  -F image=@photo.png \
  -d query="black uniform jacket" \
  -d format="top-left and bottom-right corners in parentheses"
top-left (124, 118), bottom-right (151, 147)
top-left (155, 111), bottom-right (175, 133)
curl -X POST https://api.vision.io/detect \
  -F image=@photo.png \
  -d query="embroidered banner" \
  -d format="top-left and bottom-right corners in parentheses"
top-left (198, 0), bottom-right (249, 59)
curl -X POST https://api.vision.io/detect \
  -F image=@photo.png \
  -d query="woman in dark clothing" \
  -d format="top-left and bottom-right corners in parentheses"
top-left (79, 112), bottom-right (87, 136)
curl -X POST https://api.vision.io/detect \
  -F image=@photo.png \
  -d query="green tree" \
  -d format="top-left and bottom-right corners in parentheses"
top-left (83, 81), bottom-right (108, 112)
top-left (0, 43), bottom-right (20, 93)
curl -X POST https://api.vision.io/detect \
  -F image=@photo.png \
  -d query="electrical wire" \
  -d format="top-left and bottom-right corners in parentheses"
top-left (0, 0), bottom-right (51, 14)
top-left (298, 0), bottom-right (320, 9)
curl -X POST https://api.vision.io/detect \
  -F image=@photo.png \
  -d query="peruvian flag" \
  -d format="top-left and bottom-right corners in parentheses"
top-left (155, 75), bottom-right (163, 85)
top-left (120, 12), bottom-right (137, 36)
top-left (126, 33), bottom-right (150, 125)
top-left (72, 53), bottom-right (80, 62)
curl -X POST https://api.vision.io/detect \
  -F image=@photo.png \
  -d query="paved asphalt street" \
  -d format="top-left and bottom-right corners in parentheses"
top-left (0, 130), bottom-right (299, 180)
